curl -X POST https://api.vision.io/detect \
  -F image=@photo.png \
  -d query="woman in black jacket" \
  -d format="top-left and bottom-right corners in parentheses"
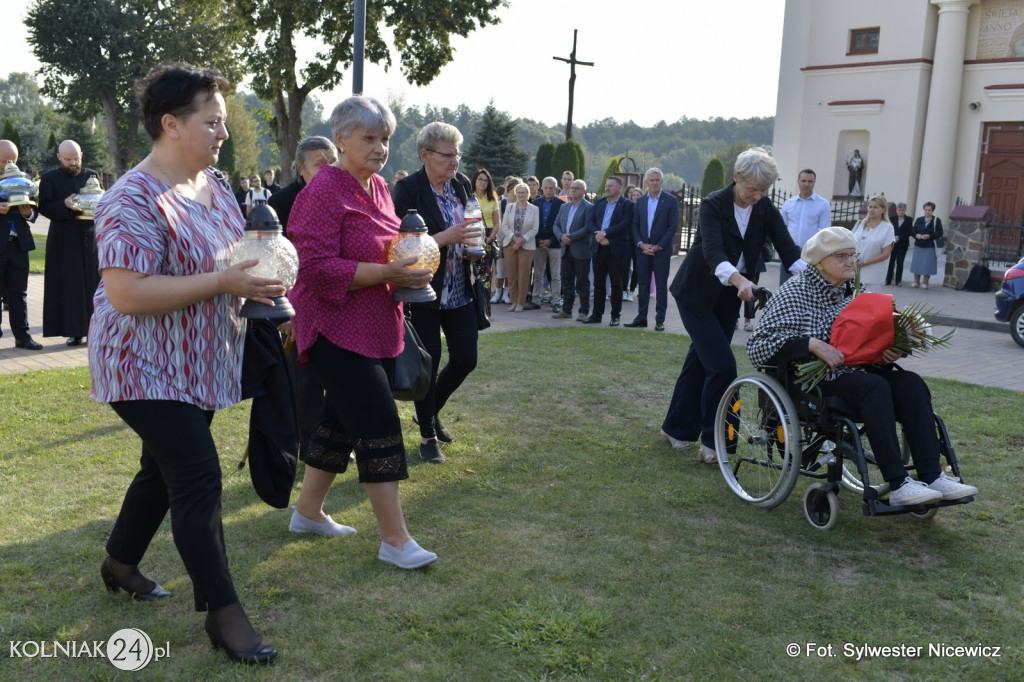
top-left (909, 201), bottom-right (943, 289)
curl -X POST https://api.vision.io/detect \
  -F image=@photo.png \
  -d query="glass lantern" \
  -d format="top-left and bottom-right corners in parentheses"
top-left (0, 161), bottom-right (39, 207)
top-left (387, 209), bottom-right (440, 302)
top-left (230, 204), bottom-right (299, 318)
top-left (70, 174), bottom-right (105, 220)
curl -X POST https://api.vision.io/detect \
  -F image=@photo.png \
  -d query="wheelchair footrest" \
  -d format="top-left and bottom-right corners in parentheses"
top-left (863, 496), bottom-right (974, 517)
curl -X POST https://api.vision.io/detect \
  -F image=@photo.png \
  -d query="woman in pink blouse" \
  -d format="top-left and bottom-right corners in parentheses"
top-left (89, 64), bottom-right (283, 664)
top-left (286, 95), bottom-right (439, 570)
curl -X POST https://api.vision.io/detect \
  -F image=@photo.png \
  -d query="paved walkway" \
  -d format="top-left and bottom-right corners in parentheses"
top-left (3, 231), bottom-right (1020, 391)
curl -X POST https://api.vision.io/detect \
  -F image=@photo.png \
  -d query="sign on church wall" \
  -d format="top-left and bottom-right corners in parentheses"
top-left (977, 0), bottom-right (1024, 59)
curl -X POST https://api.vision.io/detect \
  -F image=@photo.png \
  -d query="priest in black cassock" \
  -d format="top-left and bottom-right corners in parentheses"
top-left (37, 140), bottom-right (101, 346)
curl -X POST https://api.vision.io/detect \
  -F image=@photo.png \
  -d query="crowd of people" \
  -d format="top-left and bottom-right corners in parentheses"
top-left (0, 58), bottom-right (976, 667)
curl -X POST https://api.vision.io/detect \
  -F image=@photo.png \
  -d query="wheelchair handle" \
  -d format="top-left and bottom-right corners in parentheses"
top-left (752, 286), bottom-right (772, 315)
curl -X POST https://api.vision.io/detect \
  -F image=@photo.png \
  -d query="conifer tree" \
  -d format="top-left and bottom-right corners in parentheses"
top-left (701, 157), bottom-right (726, 196)
top-left (535, 141), bottom-right (556, 180)
top-left (461, 103), bottom-right (529, 180)
top-left (597, 156), bottom-right (619, 196)
top-left (552, 141), bottom-right (579, 183)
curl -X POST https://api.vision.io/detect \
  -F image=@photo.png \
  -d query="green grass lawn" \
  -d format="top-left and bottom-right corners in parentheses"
top-left (28, 233), bottom-right (46, 274)
top-left (1, 328), bottom-right (1020, 680)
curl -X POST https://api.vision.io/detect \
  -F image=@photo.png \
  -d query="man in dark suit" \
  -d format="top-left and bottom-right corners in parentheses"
top-left (661, 148), bottom-right (802, 461)
top-left (0, 139), bottom-right (43, 350)
top-left (886, 202), bottom-right (913, 286)
top-left (585, 176), bottom-right (634, 326)
top-left (551, 179), bottom-right (593, 321)
top-left (524, 176), bottom-right (564, 311)
top-left (626, 168), bottom-right (679, 331)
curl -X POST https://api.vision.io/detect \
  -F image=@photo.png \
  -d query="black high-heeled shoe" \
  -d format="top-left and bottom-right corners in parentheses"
top-left (100, 557), bottom-right (172, 601)
top-left (204, 615), bottom-right (277, 665)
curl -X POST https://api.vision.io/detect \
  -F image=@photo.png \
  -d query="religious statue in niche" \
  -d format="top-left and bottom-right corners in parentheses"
top-left (846, 149), bottom-right (865, 198)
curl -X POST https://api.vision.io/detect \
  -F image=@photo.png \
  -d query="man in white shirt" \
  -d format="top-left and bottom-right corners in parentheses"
top-left (778, 168), bottom-right (830, 285)
top-left (245, 174), bottom-right (272, 217)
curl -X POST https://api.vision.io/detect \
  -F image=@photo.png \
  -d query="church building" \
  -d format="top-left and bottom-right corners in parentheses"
top-left (773, 0), bottom-right (1024, 226)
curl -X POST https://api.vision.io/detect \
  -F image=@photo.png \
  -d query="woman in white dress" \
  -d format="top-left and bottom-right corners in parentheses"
top-left (851, 194), bottom-right (895, 285)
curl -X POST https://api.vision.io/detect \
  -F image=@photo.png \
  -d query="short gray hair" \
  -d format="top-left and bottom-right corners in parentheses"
top-left (542, 176), bottom-right (558, 186)
top-left (897, 202), bottom-right (907, 209)
top-left (329, 96), bottom-right (396, 141)
top-left (733, 146), bottom-right (779, 188)
top-left (645, 167), bottom-right (663, 180)
top-left (416, 122), bottom-right (463, 153)
top-left (292, 136), bottom-right (337, 176)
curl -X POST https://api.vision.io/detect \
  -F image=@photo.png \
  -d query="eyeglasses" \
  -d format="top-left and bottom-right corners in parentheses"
top-left (829, 252), bottom-right (859, 263)
top-left (426, 149), bottom-right (461, 162)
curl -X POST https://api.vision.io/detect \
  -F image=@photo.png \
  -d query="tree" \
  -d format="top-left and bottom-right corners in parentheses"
top-left (596, 156), bottom-right (620, 197)
top-left (567, 139), bottom-right (586, 181)
top-left (0, 74), bottom-right (43, 127)
top-left (27, 0), bottom-right (247, 175)
top-left (552, 141), bottom-right (580, 183)
top-left (224, 95), bottom-right (263, 179)
top-left (1, 119), bottom-right (20, 153)
top-left (535, 142), bottom-right (556, 180)
top-left (461, 103), bottom-right (529, 180)
top-left (62, 118), bottom-right (112, 174)
top-left (701, 157), bottom-right (726, 196)
top-left (714, 139), bottom-right (752, 182)
top-left (241, 0), bottom-right (506, 184)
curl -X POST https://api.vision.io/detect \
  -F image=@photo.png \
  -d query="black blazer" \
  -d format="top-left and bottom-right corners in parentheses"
top-left (890, 214), bottom-right (914, 246)
top-left (670, 183), bottom-right (801, 314)
top-left (912, 216), bottom-right (943, 249)
top-left (531, 195), bottom-right (564, 245)
top-left (267, 178), bottom-right (305, 234)
top-left (588, 196), bottom-right (635, 257)
top-left (392, 166), bottom-right (473, 307)
top-left (0, 208), bottom-right (37, 255)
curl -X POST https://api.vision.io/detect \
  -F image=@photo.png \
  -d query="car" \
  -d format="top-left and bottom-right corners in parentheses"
top-left (994, 255), bottom-right (1024, 348)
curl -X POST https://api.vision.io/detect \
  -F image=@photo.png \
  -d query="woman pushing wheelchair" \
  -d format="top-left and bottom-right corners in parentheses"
top-left (747, 227), bottom-right (977, 506)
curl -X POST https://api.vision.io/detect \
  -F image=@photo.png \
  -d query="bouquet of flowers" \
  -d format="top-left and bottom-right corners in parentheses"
top-left (795, 273), bottom-right (956, 391)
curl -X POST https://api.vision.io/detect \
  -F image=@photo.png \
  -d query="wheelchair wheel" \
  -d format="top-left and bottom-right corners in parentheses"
top-left (715, 372), bottom-right (802, 508)
top-left (910, 507), bottom-right (938, 521)
top-left (803, 483), bottom-right (839, 530)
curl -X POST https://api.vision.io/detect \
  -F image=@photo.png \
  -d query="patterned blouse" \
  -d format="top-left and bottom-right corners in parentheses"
top-left (288, 166), bottom-right (404, 360)
top-left (747, 265), bottom-right (861, 377)
top-left (88, 168), bottom-right (245, 410)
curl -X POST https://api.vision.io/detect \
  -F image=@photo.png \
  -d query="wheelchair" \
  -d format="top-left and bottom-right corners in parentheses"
top-left (713, 291), bottom-right (974, 530)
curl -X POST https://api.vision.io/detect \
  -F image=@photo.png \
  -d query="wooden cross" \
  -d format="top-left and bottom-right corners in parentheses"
top-left (552, 29), bottom-right (594, 141)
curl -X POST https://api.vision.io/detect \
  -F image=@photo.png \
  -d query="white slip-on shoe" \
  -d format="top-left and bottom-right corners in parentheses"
top-left (659, 429), bottom-right (694, 450)
top-left (378, 539), bottom-right (438, 569)
top-left (288, 508), bottom-right (357, 537)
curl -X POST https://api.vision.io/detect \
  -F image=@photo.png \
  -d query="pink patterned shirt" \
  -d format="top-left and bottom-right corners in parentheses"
top-left (88, 169), bottom-right (246, 410)
top-left (288, 166), bottom-right (403, 361)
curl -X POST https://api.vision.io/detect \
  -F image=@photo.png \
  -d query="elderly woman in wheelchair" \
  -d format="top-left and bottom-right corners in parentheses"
top-left (718, 227), bottom-right (976, 528)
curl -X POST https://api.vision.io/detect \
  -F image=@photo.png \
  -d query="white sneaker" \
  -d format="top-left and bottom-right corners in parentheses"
top-left (501, 291), bottom-right (511, 304)
top-left (624, 291), bottom-right (634, 302)
top-left (378, 539), bottom-right (437, 569)
top-left (743, 321), bottom-right (754, 332)
top-left (927, 473), bottom-right (978, 500)
top-left (921, 283), bottom-right (929, 290)
top-left (490, 291), bottom-right (500, 304)
top-left (888, 477), bottom-right (943, 506)
top-left (911, 282), bottom-right (920, 288)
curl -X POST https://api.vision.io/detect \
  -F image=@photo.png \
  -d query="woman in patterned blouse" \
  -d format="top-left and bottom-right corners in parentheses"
top-left (747, 227), bottom-right (977, 507)
top-left (286, 96), bottom-right (440, 571)
top-left (89, 64), bottom-right (283, 664)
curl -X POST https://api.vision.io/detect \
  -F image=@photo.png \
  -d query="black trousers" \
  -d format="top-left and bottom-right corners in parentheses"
top-left (886, 241), bottom-right (910, 285)
top-left (591, 245), bottom-right (630, 319)
top-left (635, 247), bottom-right (671, 325)
top-left (0, 240), bottom-right (30, 340)
top-left (820, 367), bottom-right (941, 485)
top-left (107, 400), bottom-right (237, 612)
top-left (559, 252), bottom-right (591, 315)
top-left (305, 337), bottom-right (408, 483)
top-left (410, 303), bottom-right (478, 440)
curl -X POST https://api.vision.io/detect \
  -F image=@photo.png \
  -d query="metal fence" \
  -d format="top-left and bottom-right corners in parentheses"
top-left (669, 186), bottom-right (866, 255)
top-left (952, 198), bottom-right (1024, 265)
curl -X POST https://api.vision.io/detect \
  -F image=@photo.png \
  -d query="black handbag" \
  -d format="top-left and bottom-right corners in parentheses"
top-left (391, 316), bottom-right (431, 401)
top-left (473, 277), bottom-right (491, 331)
